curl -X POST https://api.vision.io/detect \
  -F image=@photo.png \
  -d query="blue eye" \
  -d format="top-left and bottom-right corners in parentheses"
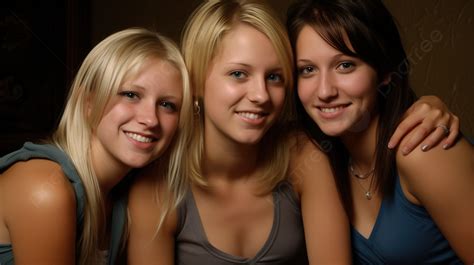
top-left (230, 71), bottom-right (246, 79)
top-left (160, 101), bottom-right (178, 112)
top-left (119, 91), bottom-right (139, 100)
top-left (267, 73), bottom-right (283, 83)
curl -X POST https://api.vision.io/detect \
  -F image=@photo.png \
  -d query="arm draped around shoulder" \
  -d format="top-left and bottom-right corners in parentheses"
top-left (289, 133), bottom-right (351, 264)
top-left (3, 159), bottom-right (76, 265)
top-left (396, 138), bottom-right (474, 263)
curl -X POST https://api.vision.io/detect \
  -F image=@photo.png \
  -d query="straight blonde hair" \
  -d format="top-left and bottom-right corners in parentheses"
top-left (181, 0), bottom-right (295, 193)
top-left (51, 28), bottom-right (192, 264)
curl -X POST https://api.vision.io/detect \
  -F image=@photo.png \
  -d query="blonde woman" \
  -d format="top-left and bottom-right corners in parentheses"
top-left (0, 28), bottom-right (192, 265)
top-left (126, 1), bottom-right (458, 264)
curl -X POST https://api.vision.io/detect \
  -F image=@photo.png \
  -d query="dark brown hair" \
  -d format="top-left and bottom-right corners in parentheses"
top-left (287, 0), bottom-right (417, 218)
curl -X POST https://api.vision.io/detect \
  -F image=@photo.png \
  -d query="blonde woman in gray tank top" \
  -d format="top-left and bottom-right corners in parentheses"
top-left (125, 1), bottom-right (459, 264)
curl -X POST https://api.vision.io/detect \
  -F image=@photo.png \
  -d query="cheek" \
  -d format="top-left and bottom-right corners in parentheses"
top-left (297, 79), bottom-right (314, 106)
top-left (161, 114), bottom-right (180, 135)
top-left (339, 72), bottom-right (378, 97)
top-left (96, 104), bottom-right (131, 134)
top-left (270, 87), bottom-right (286, 110)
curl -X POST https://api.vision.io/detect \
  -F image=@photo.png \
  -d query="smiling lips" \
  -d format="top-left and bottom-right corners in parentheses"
top-left (237, 111), bottom-right (266, 120)
top-left (236, 111), bottom-right (269, 125)
top-left (317, 104), bottom-right (350, 118)
top-left (125, 131), bottom-right (157, 143)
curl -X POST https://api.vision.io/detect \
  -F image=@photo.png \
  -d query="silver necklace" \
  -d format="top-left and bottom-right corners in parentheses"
top-left (349, 158), bottom-right (375, 200)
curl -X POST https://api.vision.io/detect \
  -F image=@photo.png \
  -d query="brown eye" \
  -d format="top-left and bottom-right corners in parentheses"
top-left (337, 62), bottom-right (355, 73)
top-left (298, 66), bottom-right (314, 76)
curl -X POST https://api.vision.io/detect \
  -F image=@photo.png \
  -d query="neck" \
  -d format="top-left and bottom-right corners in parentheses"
top-left (341, 115), bottom-right (379, 172)
top-left (203, 131), bottom-right (260, 182)
top-left (91, 138), bottom-right (131, 197)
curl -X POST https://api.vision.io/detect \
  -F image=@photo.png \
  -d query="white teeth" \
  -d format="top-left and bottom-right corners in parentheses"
top-left (238, 112), bottom-right (262, 120)
top-left (320, 106), bottom-right (344, 113)
top-left (125, 132), bottom-right (154, 143)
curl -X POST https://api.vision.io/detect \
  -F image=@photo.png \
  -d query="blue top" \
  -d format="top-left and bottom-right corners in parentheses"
top-left (0, 142), bottom-right (126, 265)
top-left (175, 181), bottom-right (308, 264)
top-left (351, 174), bottom-right (462, 264)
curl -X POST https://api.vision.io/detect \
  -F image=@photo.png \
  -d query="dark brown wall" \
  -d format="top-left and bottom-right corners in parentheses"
top-left (88, 0), bottom-right (474, 140)
top-left (1, 0), bottom-right (472, 156)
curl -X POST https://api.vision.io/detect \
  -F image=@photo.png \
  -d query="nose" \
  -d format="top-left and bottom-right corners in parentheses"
top-left (317, 71), bottom-right (338, 101)
top-left (247, 76), bottom-right (270, 104)
top-left (137, 101), bottom-right (159, 128)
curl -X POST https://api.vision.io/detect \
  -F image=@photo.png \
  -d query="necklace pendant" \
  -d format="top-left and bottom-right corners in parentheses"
top-left (365, 191), bottom-right (372, 200)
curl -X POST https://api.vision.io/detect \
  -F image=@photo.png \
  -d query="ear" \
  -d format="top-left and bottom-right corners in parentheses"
top-left (381, 72), bottom-right (392, 86)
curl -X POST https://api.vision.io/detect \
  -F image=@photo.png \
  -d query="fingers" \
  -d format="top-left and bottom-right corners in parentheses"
top-left (393, 108), bottom-right (449, 155)
top-left (419, 125), bottom-right (450, 152)
top-left (398, 124), bottom-right (431, 155)
top-left (388, 106), bottom-right (432, 149)
top-left (389, 96), bottom-right (460, 154)
top-left (403, 112), bottom-right (459, 154)
top-left (442, 115), bottom-right (460, 149)
top-left (415, 111), bottom-right (450, 152)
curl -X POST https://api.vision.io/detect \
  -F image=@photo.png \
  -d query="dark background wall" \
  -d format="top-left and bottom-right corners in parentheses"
top-left (1, 0), bottom-right (473, 156)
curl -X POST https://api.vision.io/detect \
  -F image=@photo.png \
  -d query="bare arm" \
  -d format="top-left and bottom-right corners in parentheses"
top-left (3, 159), bottom-right (76, 265)
top-left (127, 169), bottom-right (176, 265)
top-left (289, 134), bottom-right (351, 264)
top-left (397, 138), bottom-right (474, 263)
top-left (389, 95), bottom-right (459, 154)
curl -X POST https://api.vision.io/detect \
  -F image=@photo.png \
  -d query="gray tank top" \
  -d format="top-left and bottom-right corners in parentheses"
top-left (175, 182), bottom-right (308, 265)
top-left (0, 142), bottom-right (126, 265)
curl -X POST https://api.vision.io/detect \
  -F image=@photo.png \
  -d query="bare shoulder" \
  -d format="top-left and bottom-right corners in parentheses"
top-left (396, 137), bottom-right (473, 184)
top-left (288, 131), bottom-right (333, 195)
top-left (1, 159), bottom-right (76, 217)
top-left (289, 131), bottom-right (328, 166)
top-left (127, 163), bottom-right (178, 264)
top-left (0, 159), bottom-right (77, 263)
top-left (128, 163), bottom-right (178, 233)
top-left (396, 137), bottom-right (474, 262)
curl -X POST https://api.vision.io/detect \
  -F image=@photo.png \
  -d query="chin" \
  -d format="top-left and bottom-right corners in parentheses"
top-left (318, 125), bottom-right (346, 137)
top-left (235, 135), bottom-right (265, 145)
top-left (125, 154), bottom-right (160, 169)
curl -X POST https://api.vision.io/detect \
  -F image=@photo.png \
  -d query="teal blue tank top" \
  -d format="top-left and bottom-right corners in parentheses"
top-left (351, 174), bottom-right (462, 264)
top-left (0, 142), bottom-right (126, 265)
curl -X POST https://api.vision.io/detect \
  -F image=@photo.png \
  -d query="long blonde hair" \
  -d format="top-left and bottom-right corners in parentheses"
top-left (182, 0), bottom-right (295, 193)
top-left (51, 28), bottom-right (192, 264)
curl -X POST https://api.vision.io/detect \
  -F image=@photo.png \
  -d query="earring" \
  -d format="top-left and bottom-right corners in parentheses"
top-left (194, 100), bottom-right (200, 115)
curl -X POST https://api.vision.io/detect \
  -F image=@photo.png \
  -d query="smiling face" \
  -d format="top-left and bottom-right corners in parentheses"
top-left (296, 25), bottom-right (385, 137)
top-left (202, 23), bottom-right (286, 146)
top-left (92, 58), bottom-right (183, 170)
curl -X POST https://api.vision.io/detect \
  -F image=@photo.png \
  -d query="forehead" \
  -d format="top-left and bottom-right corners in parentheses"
top-left (213, 23), bottom-right (280, 65)
top-left (125, 58), bottom-right (183, 96)
top-left (296, 25), bottom-right (355, 57)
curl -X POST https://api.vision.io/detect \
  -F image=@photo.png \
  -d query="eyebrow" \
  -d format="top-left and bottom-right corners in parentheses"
top-left (297, 53), bottom-right (354, 63)
top-left (226, 62), bottom-right (283, 72)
